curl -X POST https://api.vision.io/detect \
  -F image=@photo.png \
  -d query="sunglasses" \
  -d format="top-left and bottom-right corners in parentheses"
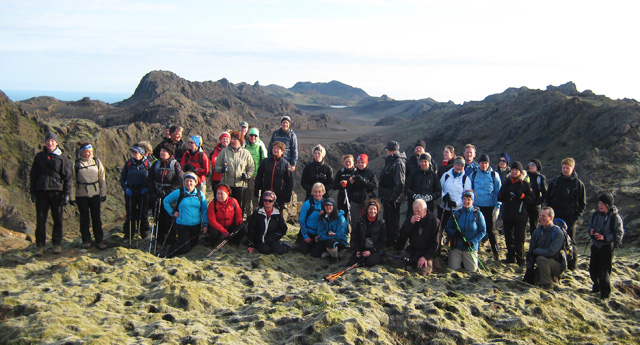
top-left (528, 163), bottom-right (537, 166)
top-left (263, 199), bottom-right (274, 203)
top-left (249, 134), bottom-right (257, 137)
top-left (499, 159), bottom-right (507, 162)
top-left (188, 141), bottom-right (196, 144)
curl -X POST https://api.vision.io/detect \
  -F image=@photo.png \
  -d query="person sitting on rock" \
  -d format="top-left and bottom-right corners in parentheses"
top-left (587, 193), bottom-right (625, 299)
top-left (348, 199), bottom-right (386, 267)
top-left (393, 199), bottom-right (440, 276)
top-left (207, 183), bottom-right (244, 246)
top-left (523, 207), bottom-right (566, 290)
top-left (247, 191), bottom-right (289, 255)
top-left (314, 198), bottom-right (349, 262)
top-left (445, 190), bottom-right (486, 272)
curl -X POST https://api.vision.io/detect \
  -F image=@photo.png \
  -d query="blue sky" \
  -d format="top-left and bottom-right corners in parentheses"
top-left (1, 0), bottom-right (638, 103)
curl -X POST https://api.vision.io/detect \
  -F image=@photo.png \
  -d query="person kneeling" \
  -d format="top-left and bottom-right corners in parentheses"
top-left (393, 199), bottom-right (440, 276)
top-left (314, 198), bottom-right (349, 262)
top-left (207, 184), bottom-right (245, 246)
top-left (523, 207), bottom-right (566, 290)
top-left (247, 191), bottom-right (289, 255)
top-left (445, 190), bottom-right (486, 272)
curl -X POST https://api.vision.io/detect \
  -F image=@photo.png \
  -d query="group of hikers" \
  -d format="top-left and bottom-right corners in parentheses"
top-left (30, 116), bottom-right (624, 299)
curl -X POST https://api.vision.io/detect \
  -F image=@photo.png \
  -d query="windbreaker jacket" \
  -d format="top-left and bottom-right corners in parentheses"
top-left (209, 143), bottom-right (226, 183)
top-left (163, 187), bottom-right (208, 227)
top-left (528, 172), bottom-right (547, 207)
top-left (350, 167), bottom-right (378, 204)
top-left (498, 176), bottom-right (533, 222)
top-left (148, 157), bottom-right (184, 196)
top-left (120, 157), bottom-right (150, 191)
top-left (181, 149), bottom-right (210, 183)
top-left (379, 152), bottom-right (406, 201)
top-left (268, 128), bottom-right (298, 167)
top-left (207, 197), bottom-right (243, 236)
top-left (215, 146), bottom-right (255, 187)
top-left (247, 206), bottom-right (287, 247)
top-left (405, 167), bottom-right (442, 209)
top-left (547, 171), bottom-right (586, 216)
top-left (255, 156), bottom-right (293, 203)
top-left (30, 147), bottom-right (72, 194)
top-left (301, 161), bottom-right (333, 198)
top-left (471, 168), bottom-right (502, 208)
top-left (445, 206), bottom-right (487, 252)
top-left (298, 197), bottom-right (324, 239)
top-left (245, 140), bottom-right (268, 178)
top-left (439, 169), bottom-right (473, 211)
top-left (352, 216), bottom-right (386, 253)
top-left (526, 224), bottom-right (565, 270)
top-left (588, 206), bottom-right (624, 249)
top-left (317, 210), bottom-right (349, 246)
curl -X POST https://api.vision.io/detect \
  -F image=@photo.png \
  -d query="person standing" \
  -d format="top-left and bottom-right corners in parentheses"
top-left (495, 153), bottom-right (511, 183)
top-left (30, 132), bottom-right (72, 256)
top-left (239, 121), bottom-right (250, 144)
top-left (463, 144), bottom-right (479, 177)
top-left (498, 161), bottom-right (533, 266)
top-left (334, 154), bottom-right (356, 216)
top-left (215, 131), bottom-right (255, 218)
top-left (255, 141), bottom-right (293, 209)
top-left (437, 145), bottom-right (456, 179)
top-left (268, 115), bottom-right (298, 172)
top-left (148, 143), bottom-right (184, 247)
top-left (439, 157), bottom-right (473, 240)
top-left (378, 141), bottom-right (406, 247)
top-left (120, 145), bottom-right (152, 243)
top-left (406, 140), bottom-right (428, 176)
top-left (523, 207), bottom-right (566, 290)
top-left (526, 159), bottom-right (547, 233)
top-left (210, 131), bottom-right (231, 189)
top-left (153, 125), bottom-right (188, 164)
top-left (393, 199), bottom-right (440, 276)
top-left (181, 135), bottom-right (210, 195)
top-left (71, 141), bottom-right (107, 249)
top-left (587, 193), bottom-right (624, 299)
top-left (404, 152), bottom-right (442, 216)
top-left (546, 157), bottom-right (586, 270)
top-left (244, 127), bottom-right (268, 213)
top-left (445, 191), bottom-right (487, 272)
top-left (348, 154), bottom-right (378, 230)
top-left (471, 154), bottom-right (502, 260)
top-left (301, 144), bottom-right (333, 200)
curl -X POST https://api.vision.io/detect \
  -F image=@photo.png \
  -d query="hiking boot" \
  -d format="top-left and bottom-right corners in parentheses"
top-left (53, 245), bottom-right (62, 254)
top-left (539, 283), bottom-right (553, 291)
top-left (321, 251), bottom-right (331, 259)
top-left (97, 242), bottom-right (107, 250)
top-left (82, 242), bottom-right (91, 249)
top-left (592, 283), bottom-right (600, 293)
top-left (34, 246), bottom-right (44, 257)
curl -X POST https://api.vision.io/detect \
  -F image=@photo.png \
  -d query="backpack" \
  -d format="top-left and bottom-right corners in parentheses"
top-left (184, 150), bottom-right (205, 167)
top-left (127, 157), bottom-right (150, 170)
top-left (153, 159), bottom-right (178, 188)
top-left (75, 157), bottom-right (102, 185)
top-left (173, 187), bottom-right (205, 212)
top-left (444, 173), bottom-right (468, 186)
top-left (551, 218), bottom-right (574, 271)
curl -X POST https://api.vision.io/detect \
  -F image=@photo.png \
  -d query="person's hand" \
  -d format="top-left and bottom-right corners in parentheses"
top-left (100, 196), bottom-right (107, 202)
top-left (248, 247), bottom-right (256, 254)
top-left (411, 214), bottom-right (421, 224)
top-left (125, 188), bottom-right (133, 196)
top-left (463, 238), bottom-right (472, 249)
top-left (69, 199), bottom-right (77, 206)
top-left (305, 237), bottom-right (311, 243)
top-left (61, 194), bottom-right (70, 206)
top-left (241, 173), bottom-right (248, 181)
top-left (314, 236), bottom-right (320, 242)
top-left (341, 180), bottom-right (347, 188)
top-left (362, 251), bottom-right (371, 257)
top-left (202, 226), bottom-right (208, 234)
top-left (328, 231), bottom-right (336, 236)
top-left (221, 164), bottom-right (228, 173)
top-left (417, 257), bottom-right (427, 268)
top-left (173, 211), bottom-right (179, 218)
top-left (348, 176), bottom-right (354, 183)
top-left (593, 233), bottom-right (604, 241)
top-left (30, 193), bottom-right (37, 203)
top-left (318, 210), bottom-right (325, 216)
top-left (290, 166), bottom-right (296, 172)
top-left (356, 251), bottom-right (362, 258)
top-left (222, 231), bottom-right (230, 238)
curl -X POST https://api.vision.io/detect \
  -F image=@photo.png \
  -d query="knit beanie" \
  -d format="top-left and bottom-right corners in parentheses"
top-left (510, 161), bottom-right (523, 172)
top-left (159, 142), bottom-right (175, 156)
top-left (419, 153), bottom-right (431, 162)
top-left (530, 159), bottom-right (542, 172)
top-left (415, 139), bottom-right (426, 150)
top-left (386, 141), bottom-right (399, 151)
top-left (357, 154), bottom-right (369, 165)
top-left (598, 193), bottom-right (614, 209)
top-left (184, 172), bottom-right (198, 182)
top-left (219, 131), bottom-right (231, 140)
top-left (281, 115), bottom-right (291, 124)
top-left (500, 153), bottom-right (511, 165)
top-left (453, 157), bottom-right (465, 166)
top-left (45, 132), bottom-right (58, 143)
top-left (191, 135), bottom-right (202, 148)
top-left (479, 154), bottom-right (490, 163)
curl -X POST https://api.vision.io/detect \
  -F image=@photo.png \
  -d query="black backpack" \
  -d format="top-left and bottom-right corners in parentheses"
top-left (551, 218), bottom-right (574, 271)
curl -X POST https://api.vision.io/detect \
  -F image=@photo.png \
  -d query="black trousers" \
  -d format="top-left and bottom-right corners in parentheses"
top-left (152, 196), bottom-right (176, 246)
top-left (347, 250), bottom-right (382, 267)
top-left (255, 240), bottom-right (288, 255)
top-left (124, 194), bottom-right (150, 239)
top-left (590, 244), bottom-right (614, 299)
top-left (382, 200), bottom-right (401, 246)
top-left (207, 223), bottom-right (245, 246)
top-left (479, 206), bottom-right (498, 255)
top-left (503, 219), bottom-right (527, 264)
top-left (311, 239), bottom-right (346, 258)
top-left (77, 195), bottom-right (103, 244)
top-left (35, 191), bottom-right (64, 246)
top-left (168, 224), bottom-right (201, 257)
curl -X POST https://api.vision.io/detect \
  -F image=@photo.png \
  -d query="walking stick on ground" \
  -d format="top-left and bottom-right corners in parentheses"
top-left (164, 230), bottom-right (204, 258)
top-left (325, 262), bottom-right (360, 282)
top-left (206, 226), bottom-right (242, 258)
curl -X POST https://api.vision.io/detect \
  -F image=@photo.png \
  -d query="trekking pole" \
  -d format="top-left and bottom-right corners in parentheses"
top-left (451, 216), bottom-right (490, 276)
top-left (325, 263), bottom-right (359, 282)
top-left (436, 207), bottom-right (446, 255)
top-left (165, 230), bottom-right (204, 258)
top-left (206, 227), bottom-right (241, 258)
top-left (137, 193), bottom-right (145, 248)
top-left (157, 219), bottom-right (176, 257)
top-left (344, 189), bottom-right (352, 225)
top-left (148, 197), bottom-right (162, 254)
top-left (127, 194), bottom-right (133, 248)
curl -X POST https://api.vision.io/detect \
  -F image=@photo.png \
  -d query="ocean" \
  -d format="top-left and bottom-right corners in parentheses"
top-left (3, 90), bottom-right (131, 104)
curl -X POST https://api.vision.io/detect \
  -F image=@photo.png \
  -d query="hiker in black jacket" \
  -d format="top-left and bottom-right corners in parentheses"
top-left (301, 144), bottom-right (333, 200)
top-left (546, 157), bottom-right (586, 270)
top-left (526, 159), bottom-right (547, 233)
top-left (378, 141), bottom-right (406, 247)
top-left (30, 132), bottom-right (72, 256)
top-left (404, 153), bottom-right (441, 216)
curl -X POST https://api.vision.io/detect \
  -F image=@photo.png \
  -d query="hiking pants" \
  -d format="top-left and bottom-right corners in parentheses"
top-left (347, 250), bottom-right (382, 267)
top-left (168, 224), bottom-right (200, 257)
top-left (124, 194), bottom-right (150, 239)
top-left (503, 219), bottom-right (527, 264)
top-left (382, 200), bottom-right (400, 246)
top-left (479, 206), bottom-right (498, 255)
top-left (590, 244), bottom-right (614, 299)
top-left (35, 191), bottom-right (64, 247)
top-left (448, 248), bottom-right (478, 272)
top-left (534, 255), bottom-right (563, 285)
top-left (77, 195), bottom-right (103, 244)
top-left (255, 240), bottom-right (288, 255)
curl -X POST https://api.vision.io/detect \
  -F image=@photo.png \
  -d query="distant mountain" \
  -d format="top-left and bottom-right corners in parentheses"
top-left (264, 80), bottom-right (374, 107)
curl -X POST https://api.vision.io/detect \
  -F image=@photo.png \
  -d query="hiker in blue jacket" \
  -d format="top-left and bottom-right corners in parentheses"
top-left (472, 154), bottom-right (502, 260)
top-left (315, 198), bottom-right (349, 262)
top-left (297, 182), bottom-right (325, 254)
top-left (445, 190), bottom-right (486, 271)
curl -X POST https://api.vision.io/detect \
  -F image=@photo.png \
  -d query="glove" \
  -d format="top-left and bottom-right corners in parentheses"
top-left (141, 187), bottom-right (148, 195)
top-left (413, 194), bottom-right (420, 200)
top-left (69, 199), bottom-right (77, 206)
top-left (443, 193), bottom-right (451, 206)
top-left (341, 180), bottom-right (347, 188)
top-left (318, 173), bottom-right (326, 180)
top-left (449, 200), bottom-right (457, 209)
top-left (241, 173), bottom-right (248, 181)
top-left (221, 165), bottom-right (229, 173)
top-left (523, 268), bottom-right (534, 284)
top-left (422, 194), bottom-right (433, 202)
top-left (463, 238), bottom-right (472, 249)
top-left (61, 194), bottom-right (70, 206)
top-left (100, 196), bottom-right (107, 202)
top-left (30, 193), bottom-right (37, 203)
top-left (222, 230), bottom-right (230, 238)
top-left (125, 188), bottom-right (133, 196)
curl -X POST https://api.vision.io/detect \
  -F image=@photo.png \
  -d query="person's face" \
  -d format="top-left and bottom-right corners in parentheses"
top-left (170, 130), bottom-right (182, 143)
top-left (511, 168), bottom-right (521, 178)
top-left (498, 159), bottom-right (507, 168)
top-left (240, 126), bottom-right (248, 135)
top-left (356, 160), bottom-right (367, 170)
top-left (262, 196), bottom-right (275, 209)
top-left (443, 148), bottom-right (453, 160)
top-left (539, 209), bottom-right (553, 227)
top-left (312, 188), bottom-right (324, 201)
top-left (367, 205), bottom-right (378, 218)
top-left (230, 137), bottom-right (241, 149)
top-left (562, 164), bottom-right (574, 177)
top-left (159, 149), bottom-right (170, 160)
top-left (313, 150), bottom-right (323, 162)
top-left (272, 146), bottom-right (283, 158)
top-left (598, 201), bottom-right (609, 213)
top-left (281, 120), bottom-right (290, 132)
top-left (187, 139), bottom-right (198, 151)
top-left (462, 195), bottom-right (473, 208)
top-left (184, 178), bottom-right (196, 192)
top-left (385, 149), bottom-right (393, 156)
top-left (220, 136), bottom-right (230, 147)
top-left (413, 204), bottom-right (427, 217)
top-left (324, 204), bottom-right (334, 214)
top-left (479, 161), bottom-right (489, 172)
top-left (130, 150), bottom-right (143, 160)
top-left (414, 146), bottom-right (425, 156)
top-left (216, 189), bottom-right (228, 202)
top-left (464, 148), bottom-right (476, 163)
top-left (453, 163), bottom-right (464, 173)
top-left (344, 158), bottom-right (354, 169)
top-left (420, 159), bottom-right (430, 170)
top-left (45, 139), bottom-right (57, 152)
top-left (528, 162), bottom-right (538, 173)
top-left (81, 149), bottom-right (93, 159)
top-left (164, 128), bottom-right (171, 138)
top-left (248, 134), bottom-right (257, 144)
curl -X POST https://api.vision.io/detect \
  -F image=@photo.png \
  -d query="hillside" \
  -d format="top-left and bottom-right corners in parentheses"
top-left (264, 80), bottom-right (375, 107)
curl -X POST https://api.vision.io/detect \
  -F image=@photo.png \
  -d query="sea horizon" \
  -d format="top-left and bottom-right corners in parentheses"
top-left (3, 89), bottom-right (131, 104)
